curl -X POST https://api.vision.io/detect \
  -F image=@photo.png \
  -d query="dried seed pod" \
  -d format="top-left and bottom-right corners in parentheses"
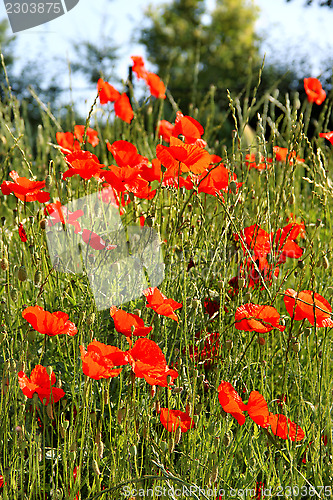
top-left (0, 258), bottom-right (9, 271)
top-left (18, 266), bottom-right (28, 282)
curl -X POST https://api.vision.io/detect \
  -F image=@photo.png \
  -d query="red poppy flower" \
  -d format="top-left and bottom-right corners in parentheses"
top-left (204, 298), bottom-right (220, 318)
top-left (172, 112), bottom-right (204, 144)
top-left (56, 132), bottom-right (81, 154)
top-left (156, 137), bottom-right (211, 175)
top-left (18, 365), bottom-right (65, 405)
top-left (272, 223), bottom-right (304, 263)
top-left (101, 165), bottom-right (156, 199)
top-left (79, 340), bottom-right (128, 380)
top-left (245, 154), bottom-right (272, 171)
top-left (146, 72), bottom-right (166, 99)
top-left (236, 224), bottom-right (271, 260)
top-left (81, 229), bottom-right (117, 251)
top-left (44, 201), bottom-right (83, 234)
top-left (97, 78), bottom-right (120, 104)
top-left (283, 289), bottom-right (333, 327)
top-left (139, 158), bottom-right (162, 183)
top-left (22, 305), bottom-right (77, 336)
top-left (158, 120), bottom-right (174, 142)
top-left (319, 131), bottom-right (333, 145)
top-left (131, 55), bottom-right (148, 80)
top-left (235, 303), bottom-right (285, 333)
top-left (143, 287), bottom-right (182, 322)
top-left (131, 56), bottom-right (166, 99)
top-left (63, 151), bottom-right (104, 180)
top-left (162, 171), bottom-right (194, 190)
top-left (196, 163), bottom-right (240, 197)
top-left (19, 223), bottom-right (27, 242)
top-left (1, 171), bottom-right (50, 203)
top-left (304, 77), bottom-right (326, 105)
top-left (159, 408), bottom-right (195, 433)
top-left (114, 93), bottom-right (134, 123)
top-left (268, 413), bottom-right (305, 441)
top-left (110, 306), bottom-right (153, 337)
top-left (107, 140), bottom-right (147, 169)
top-left (127, 338), bottom-right (178, 386)
top-left (217, 381), bottom-right (247, 425)
top-left (188, 331), bottom-right (221, 369)
top-left (273, 146), bottom-right (305, 164)
top-left (74, 125), bottom-right (99, 147)
top-left (246, 391), bottom-right (271, 428)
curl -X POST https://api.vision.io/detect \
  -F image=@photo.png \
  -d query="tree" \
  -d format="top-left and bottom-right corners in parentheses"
top-left (139, 0), bottom-right (262, 111)
top-left (71, 37), bottom-right (119, 84)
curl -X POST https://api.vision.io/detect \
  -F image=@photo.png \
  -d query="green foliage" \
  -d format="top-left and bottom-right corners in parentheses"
top-left (139, 0), bottom-right (261, 110)
top-left (0, 42), bottom-right (333, 499)
top-left (71, 38), bottom-right (119, 84)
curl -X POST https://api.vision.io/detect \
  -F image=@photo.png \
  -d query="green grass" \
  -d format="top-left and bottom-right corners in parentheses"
top-left (0, 60), bottom-right (333, 500)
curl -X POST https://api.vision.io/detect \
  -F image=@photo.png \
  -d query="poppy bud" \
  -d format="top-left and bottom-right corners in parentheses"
top-left (322, 255), bottom-right (329, 269)
top-left (223, 431), bottom-right (233, 446)
top-left (129, 192), bottom-right (134, 202)
top-left (98, 441), bottom-right (104, 459)
top-left (0, 258), bottom-right (9, 271)
top-left (155, 401), bottom-right (161, 414)
top-left (10, 287), bottom-right (18, 302)
top-left (46, 402), bottom-right (54, 420)
top-left (172, 386), bottom-right (183, 394)
top-left (146, 216), bottom-right (153, 227)
top-left (92, 459), bottom-right (101, 476)
top-left (160, 441), bottom-right (168, 453)
top-left (288, 193), bottom-right (295, 205)
top-left (210, 465), bottom-right (218, 484)
top-left (186, 402), bottom-right (193, 416)
top-left (150, 386), bottom-right (156, 398)
top-left (34, 270), bottom-right (42, 286)
top-left (175, 426), bottom-right (182, 444)
top-left (258, 337), bottom-right (265, 346)
top-left (225, 339), bottom-right (233, 350)
top-left (168, 439), bottom-right (175, 454)
top-left (117, 408), bottom-right (126, 424)
top-left (297, 260), bottom-right (305, 269)
top-left (45, 175), bottom-right (53, 189)
top-left (32, 393), bottom-right (39, 404)
top-left (192, 298), bottom-right (199, 308)
top-left (229, 181), bottom-right (237, 194)
top-left (18, 266), bottom-right (28, 282)
top-left (39, 219), bottom-right (46, 230)
top-left (292, 341), bottom-right (300, 352)
top-left (87, 313), bottom-right (95, 326)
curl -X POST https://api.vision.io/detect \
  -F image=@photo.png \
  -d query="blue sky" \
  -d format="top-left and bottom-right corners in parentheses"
top-left (1, 0), bottom-right (333, 115)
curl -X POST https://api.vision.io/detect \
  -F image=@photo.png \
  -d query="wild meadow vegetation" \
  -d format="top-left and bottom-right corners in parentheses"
top-left (0, 51), bottom-right (333, 500)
